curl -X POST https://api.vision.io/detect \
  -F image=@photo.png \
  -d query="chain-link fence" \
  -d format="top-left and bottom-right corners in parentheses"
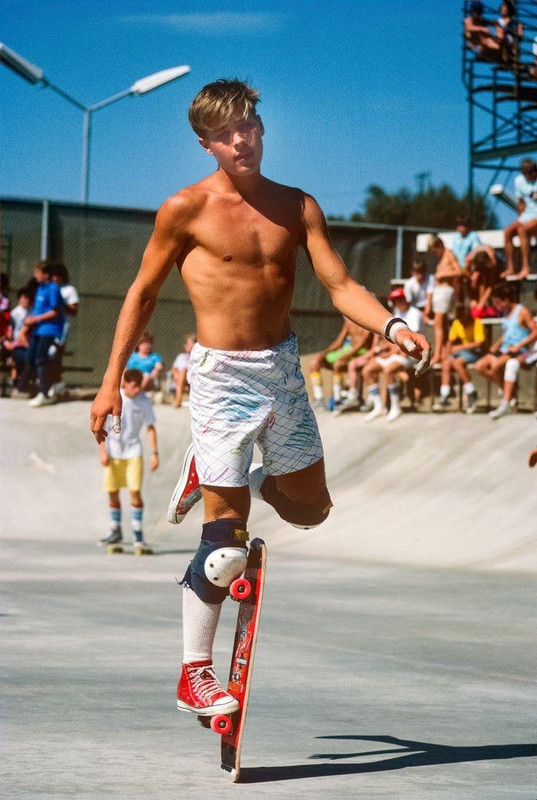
top-left (1, 197), bottom-right (437, 387)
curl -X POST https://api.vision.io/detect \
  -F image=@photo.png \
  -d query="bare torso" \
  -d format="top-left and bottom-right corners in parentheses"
top-left (175, 172), bottom-right (305, 350)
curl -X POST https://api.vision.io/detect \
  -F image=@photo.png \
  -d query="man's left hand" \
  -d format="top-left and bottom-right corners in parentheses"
top-left (394, 329), bottom-right (431, 377)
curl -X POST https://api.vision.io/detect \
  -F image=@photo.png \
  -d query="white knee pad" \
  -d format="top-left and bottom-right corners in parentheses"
top-left (504, 358), bottom-right (520, 383)
top-left (204, 547), bottom-right (247, 588)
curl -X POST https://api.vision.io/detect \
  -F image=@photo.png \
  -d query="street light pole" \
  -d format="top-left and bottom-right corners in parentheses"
top-left (0, 43), bottom-right (191, 203)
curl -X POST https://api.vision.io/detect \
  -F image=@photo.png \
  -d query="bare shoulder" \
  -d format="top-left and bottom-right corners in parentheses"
top-left (156, 183), bottom-right (209, 232)
top-left (299, 191), bottom-right (329, 234)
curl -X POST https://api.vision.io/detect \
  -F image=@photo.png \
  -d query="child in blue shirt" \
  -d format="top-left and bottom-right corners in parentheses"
top-left (126, 332), bottom-right (164, 392)
top-left (21, 262), bottom-right (65, 407)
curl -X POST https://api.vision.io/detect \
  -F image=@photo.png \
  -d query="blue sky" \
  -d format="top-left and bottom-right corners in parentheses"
top-left (0, 0), bottom-right (512, 223)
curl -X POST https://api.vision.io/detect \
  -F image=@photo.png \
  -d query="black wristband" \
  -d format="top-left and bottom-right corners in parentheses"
top-left (383, 317), bottom-right (408, 342)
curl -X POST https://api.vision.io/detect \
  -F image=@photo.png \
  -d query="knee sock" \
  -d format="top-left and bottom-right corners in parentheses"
top-left (130, 506), bottom-right (143, 541)
top-left (440, 384), bottom-right (450, 399)
top-left (332, 373), bottom-right (342, 402)
top-left (464, 381), bottom-right (476, 396)
top-left (182, 587), bottom-right (222, 663)
top-left (310, 371), bottom-right (324, 401)
top-left (388, 384), bottom-right (400, 410)
top-left (368, 383), bottom-right (384, 410)
top-left (109, 507), bottom-right (121, 531)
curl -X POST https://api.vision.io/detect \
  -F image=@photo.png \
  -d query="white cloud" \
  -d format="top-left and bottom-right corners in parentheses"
top-left (120, 12), bottom-right (283, 35)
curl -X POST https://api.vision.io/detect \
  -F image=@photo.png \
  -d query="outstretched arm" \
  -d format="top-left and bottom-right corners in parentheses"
top-left (90, 195), bottom-right (190, 443)
top-left (301, 195), bottom-right (431, 374)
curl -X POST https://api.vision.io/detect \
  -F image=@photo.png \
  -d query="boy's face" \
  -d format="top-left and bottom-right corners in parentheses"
top-left (138, 340), bottom-right (152, 355)
top-left (199, 111), bottom-right (264, 176)
top-left (493, 297), bottom-right (510, 313)
top-left (412, 268), bottom-right (425, 284)
top-left (34, 267), bottom-right (46, 283)
top-left (19, 294), bottom-right (31, 309)
top-left (123, 380), bottom-right (142, 398)
top-left (456, 224), bottom-right (470, 237)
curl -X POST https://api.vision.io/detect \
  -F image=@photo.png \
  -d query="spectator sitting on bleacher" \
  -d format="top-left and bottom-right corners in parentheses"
top-left (334, 333), bottom-right (380, 415)
top-left (126, 332), bottom-right (164, 393)
top-left (424, 235), bottom-right (463, 366)
top-left (473, 282), bottom-right (537, 419)
top-left (48, 263), bottom-right (80, 400)
top-left (496, 1), bottom-right (523, 65)
top-left (502, 158), bottom-right (537, 281)
top-left (433, 303), bottom-right (487, 413)
top-left (403, 257), bottom-right (434, 311)
top-left (468, 248), bottom-right (500, 318)
top-left (308, 316), bottom-right (371, 410)
top-left (2, 288), bottom-right (31, 391)
top-left (361, 289), bottom-right (425, 423)
top-left (464, 1), bottom-right (500, 60)
top-left (452, 215), bottom-right (481, 271)
top-left (171, 332), bottom-right (196, 408)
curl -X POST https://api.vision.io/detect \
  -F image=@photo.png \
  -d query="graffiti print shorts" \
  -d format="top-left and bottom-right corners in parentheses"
top-left (188, 333), bottom-right (324, 487)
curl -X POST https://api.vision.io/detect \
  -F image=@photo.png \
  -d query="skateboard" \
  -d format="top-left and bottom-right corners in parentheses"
top-left (198, 537), bottom-right (267, 782)
top-left (106, 543), bottom-right (153, 556)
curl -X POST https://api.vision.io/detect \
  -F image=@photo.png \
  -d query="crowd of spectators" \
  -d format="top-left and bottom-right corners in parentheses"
top-left (2, 157), bottom-right (536, 423)
top-left (311, 161), bottom-right (537, 423)
top-left (1, 261), bottom-right (79, 406)
top-left (464, 1), bottom-right (533, 72)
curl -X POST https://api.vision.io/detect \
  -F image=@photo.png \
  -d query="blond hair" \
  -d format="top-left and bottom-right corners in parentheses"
top-left (189, 79), bottom-right (260, 137)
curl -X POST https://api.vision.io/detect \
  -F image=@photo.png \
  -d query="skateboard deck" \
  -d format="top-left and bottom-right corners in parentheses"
top-left (106, 544), bottom-right (153, 556)
top-left (198, 537), bottom-right (266, 782)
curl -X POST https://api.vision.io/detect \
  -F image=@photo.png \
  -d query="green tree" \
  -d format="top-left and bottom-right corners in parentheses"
top-left (349, 183), bottom-right (498, 229)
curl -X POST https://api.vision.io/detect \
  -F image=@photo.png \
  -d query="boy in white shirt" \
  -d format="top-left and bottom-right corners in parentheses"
top-left (99, 369), bottom-right (159, 552)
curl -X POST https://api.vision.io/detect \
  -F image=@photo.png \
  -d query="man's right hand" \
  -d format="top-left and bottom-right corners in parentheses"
top-left (90, 386), bottom-right (122, 445)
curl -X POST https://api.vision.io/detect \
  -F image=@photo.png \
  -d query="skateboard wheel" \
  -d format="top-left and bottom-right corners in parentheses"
top-left (210, 714), bottom-right (232, 735)
top-left (229, 578), bottom-right (251, 601)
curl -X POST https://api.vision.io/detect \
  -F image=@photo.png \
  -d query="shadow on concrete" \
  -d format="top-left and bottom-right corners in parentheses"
top-left (240, 734), bottom-right (537, 783)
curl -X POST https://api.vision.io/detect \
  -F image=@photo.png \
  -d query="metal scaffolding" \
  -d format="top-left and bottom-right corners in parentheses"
top-left (463, 0), bottom-right (537, 204)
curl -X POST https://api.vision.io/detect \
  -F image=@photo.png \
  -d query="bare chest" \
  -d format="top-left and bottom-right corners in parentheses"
top-left (190, 196), bottom-right (299, 266)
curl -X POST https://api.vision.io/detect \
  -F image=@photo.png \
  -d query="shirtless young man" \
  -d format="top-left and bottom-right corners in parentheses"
top-left (90, 79), bottom-right (430, 719)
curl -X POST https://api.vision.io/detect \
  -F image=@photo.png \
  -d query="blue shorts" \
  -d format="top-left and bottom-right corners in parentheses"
top-left (450, 349), bottom-right (481, 364)
top-left (188, 333), bottom-right (324, 487)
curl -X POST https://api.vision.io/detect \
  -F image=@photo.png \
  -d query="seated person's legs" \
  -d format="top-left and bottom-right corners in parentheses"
top-left (502, 220), bottom-right (521, 276)
top-left (517, 219), bottom-right (537, 279)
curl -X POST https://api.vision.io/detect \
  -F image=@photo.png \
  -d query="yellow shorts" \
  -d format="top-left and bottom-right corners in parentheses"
top-left (103, 456), bottom-right (144, 493)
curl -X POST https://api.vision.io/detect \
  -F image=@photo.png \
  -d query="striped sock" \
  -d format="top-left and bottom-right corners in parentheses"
top-left (130, 506), bottom-right (144, 542)
top-left (109, 507), bottom-right (121, 531)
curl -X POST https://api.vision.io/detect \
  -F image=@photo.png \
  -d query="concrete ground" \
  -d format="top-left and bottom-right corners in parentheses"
top-left (1, 399), bottom-right (536, 798)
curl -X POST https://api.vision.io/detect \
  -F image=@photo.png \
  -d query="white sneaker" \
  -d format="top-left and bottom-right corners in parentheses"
top-left (489, 401), bottom-right (511, 420)
top-left (364, 405), bottom-right (387, 422)
top-left (47, 381), bottom-right (66, 400)
top-left (387, 406), bottom-right (403, 422)
top-left (28, 392), bottom-right (54, 407)
top-left (333, 396), bottom-right (359, 416)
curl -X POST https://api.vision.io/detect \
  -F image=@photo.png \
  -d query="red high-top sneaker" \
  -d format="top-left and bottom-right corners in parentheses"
top-left (167, 443), bottom-right (202, 524)
top-left (176, 660), bottom-right (239, 716)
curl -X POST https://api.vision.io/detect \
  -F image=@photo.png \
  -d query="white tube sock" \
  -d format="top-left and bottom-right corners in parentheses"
top-left (182, 587), bottom-right (222, 664)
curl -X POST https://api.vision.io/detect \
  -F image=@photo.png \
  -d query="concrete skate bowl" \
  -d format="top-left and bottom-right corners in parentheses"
top-left (1, 399), bottom-right (536, 572)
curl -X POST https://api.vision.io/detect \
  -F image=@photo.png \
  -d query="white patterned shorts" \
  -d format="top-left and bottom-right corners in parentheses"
top-left (188, 333), bottom-right (324, 487)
